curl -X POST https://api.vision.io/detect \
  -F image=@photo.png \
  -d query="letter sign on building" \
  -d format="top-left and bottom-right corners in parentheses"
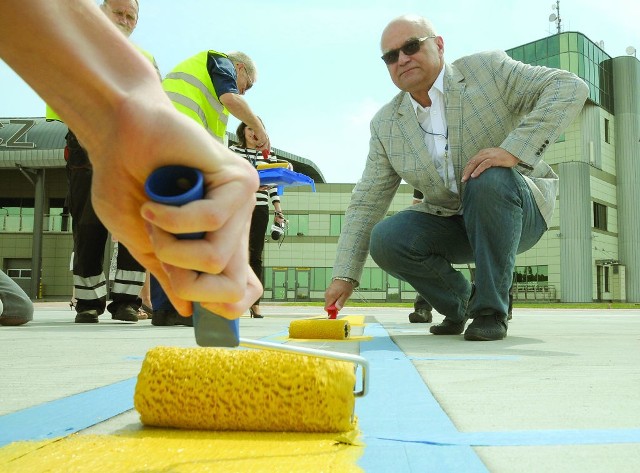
top-left (0, 119), bottom-right (36, 148)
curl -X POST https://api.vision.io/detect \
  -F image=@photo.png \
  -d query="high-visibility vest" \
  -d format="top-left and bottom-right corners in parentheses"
top-left (45, 104), bottom-right (62, 122)
top-left (45, 45), bottom-right (159, 122)
top-left (162, 50), bottom-right (230, 142)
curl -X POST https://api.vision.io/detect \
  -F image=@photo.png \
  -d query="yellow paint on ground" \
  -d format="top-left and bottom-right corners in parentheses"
top-left (342, 315), bottom-right (365, 326)
top-left (280, 335), bottom-right (372, 343)
top-left (0, 313), bottom-right (369, 472)
top-left (284, 315), bottom-right (370, 342)
top-left (0, 429), bottom-right (364, 472)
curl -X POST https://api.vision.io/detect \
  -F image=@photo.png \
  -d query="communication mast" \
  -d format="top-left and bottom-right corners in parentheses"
top-left (549, 1), bottom-right (562, 34)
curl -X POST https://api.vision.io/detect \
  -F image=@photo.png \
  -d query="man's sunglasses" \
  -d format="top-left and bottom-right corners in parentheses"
top-left (381, 35), bottom-right (436, 65)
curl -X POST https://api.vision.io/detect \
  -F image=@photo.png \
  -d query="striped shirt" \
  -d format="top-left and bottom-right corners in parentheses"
top-left (229, 145), bottom-right (280, 207)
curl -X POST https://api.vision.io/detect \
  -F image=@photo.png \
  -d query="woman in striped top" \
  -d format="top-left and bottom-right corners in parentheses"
top-left (230, 120), bottom-right (285, 318)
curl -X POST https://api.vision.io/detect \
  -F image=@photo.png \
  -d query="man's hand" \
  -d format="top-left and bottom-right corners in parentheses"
top-left (324, 279), bottom-right (355, 312)
top-left (461, 147), bottom-right (519, 182)
top-left (90, 98), bottom-right (262, 319)
top-left (0, 0), bottom-right (262, 319)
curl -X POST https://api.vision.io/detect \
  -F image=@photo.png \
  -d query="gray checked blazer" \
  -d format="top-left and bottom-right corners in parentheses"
top-left (334, 50), bottom-right (589, 282)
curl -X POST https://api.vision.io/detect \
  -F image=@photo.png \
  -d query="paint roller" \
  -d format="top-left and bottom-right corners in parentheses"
top-left (137, 166), bottom-right (368, 432)
top-left (288, 305), bottom-right (351, 340)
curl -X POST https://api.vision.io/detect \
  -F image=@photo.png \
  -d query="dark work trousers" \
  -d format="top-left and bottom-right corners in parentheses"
top-left (66, 131), bottom-right (144, 315)
top-left (249, 205), bottom-right (270, 306)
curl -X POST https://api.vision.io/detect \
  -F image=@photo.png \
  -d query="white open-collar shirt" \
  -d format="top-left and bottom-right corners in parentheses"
top-left (409, 66), bottom-right (457, 194)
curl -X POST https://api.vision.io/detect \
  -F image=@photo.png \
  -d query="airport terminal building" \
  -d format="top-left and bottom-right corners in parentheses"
top-left (1, 31), bottom-right (638, 303)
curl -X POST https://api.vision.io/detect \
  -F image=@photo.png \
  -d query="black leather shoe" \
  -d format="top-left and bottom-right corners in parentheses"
top-left (409, 308), bottom-right (432, 323)
top-left (152, 308), bottom-right (194, 326)
top-left (429, 317), bottom-right (467, 335)
top-left (175, 315), bottom-right (194, 326)
top-left (464, 313), bottom-right (507, 341)
top-left (75, 309), bottom-right (99, 324)
top-left (152, 308), bottom-right (178, 326)
top-left (111, 304), bottom-right (139, 323)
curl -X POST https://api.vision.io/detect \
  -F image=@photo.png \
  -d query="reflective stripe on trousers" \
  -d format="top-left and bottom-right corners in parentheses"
top-left (74, 274), bottom-right (107, 301)
top-left (111, 269), bottom-right (146, 297)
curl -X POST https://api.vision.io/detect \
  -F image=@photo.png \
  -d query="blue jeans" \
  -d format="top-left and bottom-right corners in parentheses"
top-left (370, 168), bottom-right (547, 322)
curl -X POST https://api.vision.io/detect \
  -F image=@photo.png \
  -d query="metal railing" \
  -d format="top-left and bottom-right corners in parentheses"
top-left (0, 214), bottom-right (72, 233)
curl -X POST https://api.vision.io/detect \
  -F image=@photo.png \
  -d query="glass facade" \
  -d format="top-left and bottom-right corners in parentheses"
top-left (506, 32), bottom-right (614, 113)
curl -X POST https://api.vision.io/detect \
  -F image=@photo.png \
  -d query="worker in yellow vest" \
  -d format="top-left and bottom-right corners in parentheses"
top-left (162, 50), bottom-right (268, 146)
top-left (149, 50), bottom-right (268, 326)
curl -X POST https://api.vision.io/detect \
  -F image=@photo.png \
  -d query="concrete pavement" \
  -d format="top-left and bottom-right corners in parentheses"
top-left (1, 302), bottom-right (639, 472)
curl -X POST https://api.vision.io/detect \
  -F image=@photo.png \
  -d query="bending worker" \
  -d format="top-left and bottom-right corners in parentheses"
top-left (150, 49), bottom-right (268, 326)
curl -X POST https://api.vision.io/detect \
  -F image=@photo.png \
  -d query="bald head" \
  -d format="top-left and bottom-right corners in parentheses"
top-left (381, 15), bottom-right (437, 51)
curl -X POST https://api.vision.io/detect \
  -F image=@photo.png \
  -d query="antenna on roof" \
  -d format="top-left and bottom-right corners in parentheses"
top-left (549, 1), bottom-right (561, 34)
top-left (625, 46), bottom-right (637, 58)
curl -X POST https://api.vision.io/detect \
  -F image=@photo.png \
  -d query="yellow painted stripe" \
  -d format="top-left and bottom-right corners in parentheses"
top-left (0, 430), bottom-right (364, 472)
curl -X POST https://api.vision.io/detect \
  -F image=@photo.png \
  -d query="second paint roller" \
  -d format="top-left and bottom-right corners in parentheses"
top-left (138, 166), bottom-right (368, 432)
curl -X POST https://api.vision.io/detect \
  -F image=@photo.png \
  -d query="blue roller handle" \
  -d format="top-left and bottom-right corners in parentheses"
top-left (145, 166), bottom-right (240, 347)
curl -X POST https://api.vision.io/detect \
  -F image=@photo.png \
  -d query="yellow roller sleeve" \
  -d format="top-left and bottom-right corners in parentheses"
top-left (134, 346), bottom-right (357, 433)
top-left (289, 319), bottom-right (351, 340)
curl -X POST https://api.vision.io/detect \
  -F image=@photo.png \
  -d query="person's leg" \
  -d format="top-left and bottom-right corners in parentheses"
top-left (248, 206), bottom-right (269, 318)
top-left (137, 270), bottom-right (152, 319)
top-left (462, 167), bottom-right (547, 340)
top-left (106, 243), bottom-right (145, 322)
top-left (370, 210), bottom-right (474, 332)
top-left (149, 275), bottom-right (193, 326)
top-left (0, 270), bottom-right (33, 326)
top-left (69, 167), bottom-right (109, 322)
top-left (408, 293), bottom-right (433, 323)
top-left (150, 275), bottom-right (175, 325)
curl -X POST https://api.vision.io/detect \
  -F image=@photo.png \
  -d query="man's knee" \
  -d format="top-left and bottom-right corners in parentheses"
top-left (463, 167), bottom-right (520, 208)
top-left (465, 167), bottom-right (512, 192)
top-left (370, 219), bottom-right (402, 269)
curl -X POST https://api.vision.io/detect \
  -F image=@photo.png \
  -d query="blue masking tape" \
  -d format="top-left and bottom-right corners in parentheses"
top-left (0, 378), bottom-right (137, 447)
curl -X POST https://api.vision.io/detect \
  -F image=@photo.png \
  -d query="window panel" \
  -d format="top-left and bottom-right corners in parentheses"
top-left (548, 36), bottom-right (560, 56)
top-left (568, 33), bottom-right (578, 52)
top-left (593, 202), bottom-right (608, 231)
top-left (535, 40), bottom-right (547, 59)
top-left (330, 214), bottom-right (343, 236)
top-left (370, 268), bottom-right (384, 291)
top-left (312, 267), bottom-right (327, 291)
top-left (524, 42), bottom-right (536, 62)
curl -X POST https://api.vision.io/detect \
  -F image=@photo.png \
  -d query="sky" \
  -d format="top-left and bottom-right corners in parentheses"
top-left (1, 0), bottom-right (638, 183)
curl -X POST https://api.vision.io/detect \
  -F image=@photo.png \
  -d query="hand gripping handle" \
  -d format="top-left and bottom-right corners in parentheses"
top-left (145, 166), bottom-right (240, 347)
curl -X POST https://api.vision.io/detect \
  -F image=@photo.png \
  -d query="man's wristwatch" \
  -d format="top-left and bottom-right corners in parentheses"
top-left (332, 276), bottom-right (359, 288)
